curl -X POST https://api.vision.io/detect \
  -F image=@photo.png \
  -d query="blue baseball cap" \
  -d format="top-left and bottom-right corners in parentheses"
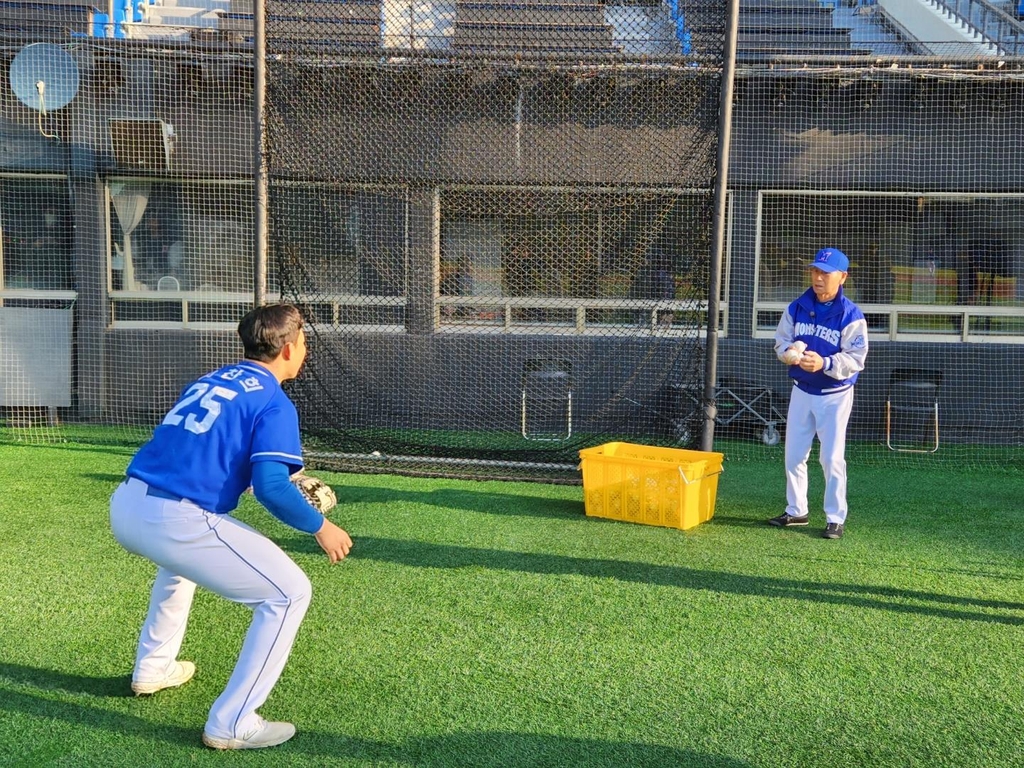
top-left (808, 247), bottom-right (849, 273)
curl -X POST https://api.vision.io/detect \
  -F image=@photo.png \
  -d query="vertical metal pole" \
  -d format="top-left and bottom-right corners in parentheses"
top-left (253, 0), bottom-right (268, 306)
top-left (514, 81), bottom-right (524, 170)
top-left (700, 0), bottom-right (740, 452)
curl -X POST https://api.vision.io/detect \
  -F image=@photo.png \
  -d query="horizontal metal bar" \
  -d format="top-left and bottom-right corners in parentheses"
top-left (306, 450), bottom-right (579, 473)
top-left (0, 290), bottom-right (78, 300)
top-left (439, 296), bottom-right (709, 310)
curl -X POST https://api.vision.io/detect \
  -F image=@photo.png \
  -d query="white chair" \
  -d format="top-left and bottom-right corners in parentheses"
top-left (156, 275), bottom-right (180, 291)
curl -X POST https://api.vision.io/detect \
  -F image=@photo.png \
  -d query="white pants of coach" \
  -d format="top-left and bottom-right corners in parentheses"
top-left (110, 477), bottom-right (312, 740)
top-left (785, 385), bottom-right (855, 524)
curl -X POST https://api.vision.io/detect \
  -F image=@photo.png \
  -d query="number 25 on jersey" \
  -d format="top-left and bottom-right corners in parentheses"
top-left (162, 382), bottom-right (238, 435)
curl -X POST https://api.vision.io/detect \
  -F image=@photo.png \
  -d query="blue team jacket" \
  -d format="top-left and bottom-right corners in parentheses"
top-left (780, 286), bottom-right (868, 395)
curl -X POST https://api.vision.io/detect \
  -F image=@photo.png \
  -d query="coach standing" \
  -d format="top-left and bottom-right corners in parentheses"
top-left (110, 303), bottom-right (352, 750)
top-left (768, 248), bottom-right (868, 539)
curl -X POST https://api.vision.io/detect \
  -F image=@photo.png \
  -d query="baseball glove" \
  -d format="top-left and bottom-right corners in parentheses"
top-left (291, 473), bottom-right (337, 515)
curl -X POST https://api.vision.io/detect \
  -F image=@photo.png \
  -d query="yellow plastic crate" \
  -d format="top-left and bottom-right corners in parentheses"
top-left (579, 442), bottom-right (724, 531)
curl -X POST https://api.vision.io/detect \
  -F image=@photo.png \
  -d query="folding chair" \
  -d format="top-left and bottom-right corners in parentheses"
top-left (521, 359), bottom-right (572, 441)
top-left (665, 379), bottom-right (784, 447)
top-left (885, 368), bottom-right (942, 453)
top-left (714, 378), bottom-right (785, 446)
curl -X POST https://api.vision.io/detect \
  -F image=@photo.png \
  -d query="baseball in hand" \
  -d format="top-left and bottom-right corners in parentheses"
top-left (782, 341), bottom-right (807, 365)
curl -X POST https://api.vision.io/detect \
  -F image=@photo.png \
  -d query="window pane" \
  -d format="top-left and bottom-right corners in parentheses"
top-left (109, 180), bottom-right (252, 293)
top-left (0, 178), bottom-right (73, 291)
top-left (269, 186), bottom-right (407, 297)
top-left (595, 193), bottom-right (711, 303)
top-left (441, 218), bottom-right (503, 299)
top-left (758, 193), bottom-right (1022, 310)
top-left (184, 185), bottom-right (252, 292)
top-left (439, 189), bottom-right (715, 332)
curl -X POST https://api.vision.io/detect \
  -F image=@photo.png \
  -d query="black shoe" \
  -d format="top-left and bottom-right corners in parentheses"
top-left (822, 523), bottom-right (845, 539)
top-left (767, 513), bottom-right (809, 527)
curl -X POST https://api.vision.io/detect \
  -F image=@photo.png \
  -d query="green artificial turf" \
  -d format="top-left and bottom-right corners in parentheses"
top-left (1, 442), bottom-right (1023, 767)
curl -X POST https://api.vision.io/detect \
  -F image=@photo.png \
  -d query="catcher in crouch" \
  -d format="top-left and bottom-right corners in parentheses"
top-left (110, 303), bottom-right (351, 751)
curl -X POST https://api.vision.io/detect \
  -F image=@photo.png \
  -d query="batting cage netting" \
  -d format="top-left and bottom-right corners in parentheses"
top-left (2, 1), bottom-right (1024, 479)
top-left (265, 58), bottom-right (723, 480)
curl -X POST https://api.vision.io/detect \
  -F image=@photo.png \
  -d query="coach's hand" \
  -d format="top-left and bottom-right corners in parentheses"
top-left (314, 518), bottom-right (353, 563)
top-left (799, 350), bottom-right (825, 373)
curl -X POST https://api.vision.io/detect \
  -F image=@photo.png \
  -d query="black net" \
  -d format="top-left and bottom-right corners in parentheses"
top-left (4, 1), bottom-right (1024, 477)
top-left (727, 67), bottom-right (1024, 469)
top-left (265, 57), bottom-right (724, 479)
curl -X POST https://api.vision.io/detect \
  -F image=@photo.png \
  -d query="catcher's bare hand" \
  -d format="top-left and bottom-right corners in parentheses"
top-left (314, 518), bottom-right (352, 563)
top-left (799, 350), bottom-right (825, 373)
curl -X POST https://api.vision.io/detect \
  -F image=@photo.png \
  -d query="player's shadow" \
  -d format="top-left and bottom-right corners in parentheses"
top-left (700, 514), bottom-right (765, 528)
top-left (82, 472), bottom-right (127, 484)
top-left (324, 536), bottom-right (1024, 625)
top-left (0, 686), bottom-right (197, 748)
top-left (332, 485), bottom-right (584, 520)
top-left (0, 678), bottom-right (753, 766)
top-left (0, 662), bottom-right (131, 698)
top-left (335, 730), bottom-right (754, 767)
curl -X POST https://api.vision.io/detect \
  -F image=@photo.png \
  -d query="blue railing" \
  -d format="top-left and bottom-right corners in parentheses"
top-left (92, 0), bottom-right (145, 38)
top-left (934, 0), bottom-right (1024, 55)
top-left (665, 0), bottom-right (692, 55)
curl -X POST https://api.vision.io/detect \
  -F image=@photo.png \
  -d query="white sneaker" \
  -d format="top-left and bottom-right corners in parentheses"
top-left (202, 718), bottom-right (296, 750)
top-left (131, 661), bottom-right (196, 696)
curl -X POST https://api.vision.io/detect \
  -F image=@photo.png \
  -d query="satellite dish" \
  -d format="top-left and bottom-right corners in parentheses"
top-left (10, 43), bottom-right (80, 114)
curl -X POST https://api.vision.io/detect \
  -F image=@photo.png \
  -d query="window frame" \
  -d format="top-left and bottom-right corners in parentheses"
top-left (753, 190), bottom-right (1024, 344)
top-left (104, 177), bottom-right (412, 331)
top-left (104, 175), bottom-right (252, 328)
top-left (0, 172), bottom-right (77, 307)
top-left (436, 184), bottom-right (729, 337)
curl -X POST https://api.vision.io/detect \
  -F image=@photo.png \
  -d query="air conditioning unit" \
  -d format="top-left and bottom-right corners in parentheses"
top-left (109, 118), bottom-right (175, 170)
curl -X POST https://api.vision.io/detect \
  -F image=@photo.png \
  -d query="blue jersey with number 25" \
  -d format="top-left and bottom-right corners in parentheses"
top-left (127, 361), bottom-right (304, 513)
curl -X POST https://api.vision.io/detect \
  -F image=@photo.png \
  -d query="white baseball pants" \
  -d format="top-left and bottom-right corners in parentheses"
top-left (784, 385), bottom-right (855, 524)
top-left (110, 477), bottom-right (312, 740)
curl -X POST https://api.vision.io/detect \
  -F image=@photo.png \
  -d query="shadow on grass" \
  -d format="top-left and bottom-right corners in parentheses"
top-left (0, 678), bottom-right (751, 767)
top-left (82, 473), bottom-right (127, 485)
top-left (0, 441), bottom-right (137, 457)
top-left (377, 731), bottom-right (753, 767)
top-left (333, 485), bottom-right (584, 520)
top-left (709, 517), bottom-right (836, 540)
top-left (312, 536), bottom-right (1024, 625)
top-left (0, 687), bottom-right (198, 750)
top-left (760, 548), bottom-right (1024, 582)
top-left (705, 515), bottom-right (765, 529)
top-left (0, 664), bottom-right (129, 698)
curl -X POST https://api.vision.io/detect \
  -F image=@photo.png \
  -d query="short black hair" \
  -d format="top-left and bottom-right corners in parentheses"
top-left (237, 304), bottom-right (304, 362)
